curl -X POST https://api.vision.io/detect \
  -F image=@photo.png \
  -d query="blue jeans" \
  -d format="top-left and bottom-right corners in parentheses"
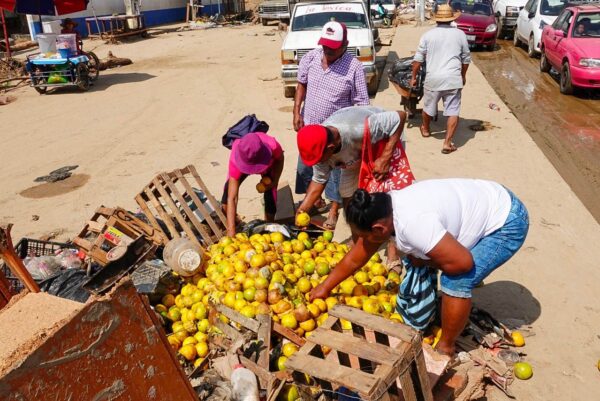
top-left (295, 156), bottom-right (342, 203)
top-left (441, 189), bottom-right (529, 298)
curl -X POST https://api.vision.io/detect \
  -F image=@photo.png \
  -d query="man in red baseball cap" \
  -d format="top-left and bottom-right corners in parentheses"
top-left (293, 20), bottom-right (369, 230)
top-left (296, 106), bottom-right (409, 215)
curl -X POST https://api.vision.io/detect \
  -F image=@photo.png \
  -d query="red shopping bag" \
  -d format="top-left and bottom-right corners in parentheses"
top-left (358, 118), bottom-right (415, 193)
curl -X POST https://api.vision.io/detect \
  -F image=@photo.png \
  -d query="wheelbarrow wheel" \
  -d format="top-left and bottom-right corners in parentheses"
top-left (86, 51), bottom-right (100, 81)
top-left (76, 63), bottom-right (90, 91)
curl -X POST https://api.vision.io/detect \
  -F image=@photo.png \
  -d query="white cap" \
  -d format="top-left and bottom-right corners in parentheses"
top-left (318, 21), bottom-right (347, 49)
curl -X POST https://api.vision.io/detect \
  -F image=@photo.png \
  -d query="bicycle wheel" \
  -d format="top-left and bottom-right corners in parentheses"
top-left (86, 51), bottom-right (100, 81)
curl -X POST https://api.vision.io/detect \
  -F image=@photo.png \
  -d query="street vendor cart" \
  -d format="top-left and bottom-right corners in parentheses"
top-left (26, 53), bottom-right (93, 93)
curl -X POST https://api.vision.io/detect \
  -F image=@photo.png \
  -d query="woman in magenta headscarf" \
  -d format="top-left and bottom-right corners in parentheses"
top-left (222, 133), bottom-right (285, 237)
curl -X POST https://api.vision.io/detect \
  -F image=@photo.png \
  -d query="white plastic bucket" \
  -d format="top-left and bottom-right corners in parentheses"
top-left (36, 34), bottom-right (57, 53)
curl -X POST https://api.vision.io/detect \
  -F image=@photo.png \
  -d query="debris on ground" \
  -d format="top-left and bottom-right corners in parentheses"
top-left (98, 51), bottom-right (133, 70)
top-left (34, 166), bottom-right (79, 183)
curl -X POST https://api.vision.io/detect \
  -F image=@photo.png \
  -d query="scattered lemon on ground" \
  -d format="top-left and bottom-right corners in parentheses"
top-left (514, 362), bottom-right (533, 380)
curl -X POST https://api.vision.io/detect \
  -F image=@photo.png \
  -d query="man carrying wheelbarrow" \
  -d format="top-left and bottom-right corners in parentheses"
top-left (411, 4), bottom-right (471, 154)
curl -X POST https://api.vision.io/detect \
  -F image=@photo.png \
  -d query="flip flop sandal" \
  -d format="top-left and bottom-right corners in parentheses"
top-left (387, 259), bottom-right (404, 274)
top-left (419, 125), bottom-right (431, 138)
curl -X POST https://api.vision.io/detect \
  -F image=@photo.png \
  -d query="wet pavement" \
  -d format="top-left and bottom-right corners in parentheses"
top-left (473, 40), bottom-right (600, 224)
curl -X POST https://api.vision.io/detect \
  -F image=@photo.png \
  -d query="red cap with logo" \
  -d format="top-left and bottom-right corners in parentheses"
top-left (297, 125), bottom-right (328, 167)
top-left (318, 21), bottom-right (347, 50)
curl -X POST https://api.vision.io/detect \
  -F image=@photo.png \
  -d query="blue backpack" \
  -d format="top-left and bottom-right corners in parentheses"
top-left (222, 114), bottom-right (269, 149)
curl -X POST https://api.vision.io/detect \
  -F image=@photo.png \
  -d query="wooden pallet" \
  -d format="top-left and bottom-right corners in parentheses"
top-left (74, 206), bottom-right (166, 266)
top-left (135, 165), bottom-right (227, 251)
top-left (286, 305), bottom-right (433, 401)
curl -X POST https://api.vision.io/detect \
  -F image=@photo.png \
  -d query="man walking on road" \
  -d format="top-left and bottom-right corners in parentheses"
top-left (411, 4), bottom-right (471, 154)
top-left (293, 21), bottom-right (370, 230)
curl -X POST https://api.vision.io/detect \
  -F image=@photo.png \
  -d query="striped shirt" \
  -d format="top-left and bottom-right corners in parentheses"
top-left (297, 47), bottom-right (369, 125)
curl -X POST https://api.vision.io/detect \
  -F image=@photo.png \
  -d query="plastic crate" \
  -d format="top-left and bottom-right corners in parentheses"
top-left (0, 238), bottom-right (76, 294)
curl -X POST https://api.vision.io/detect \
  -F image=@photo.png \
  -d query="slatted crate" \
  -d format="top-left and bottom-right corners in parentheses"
top-left (73, 206), bottom-right (166, 266)
top-left (135, 165), bottom-right (227, 250)
top-left (286, 305), bottom-right (433, 401)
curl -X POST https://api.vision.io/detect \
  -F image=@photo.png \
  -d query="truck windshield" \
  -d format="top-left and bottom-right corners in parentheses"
top-left (540, 0), bottom-right (566, 16)
top-left (292, 5), bottom-right (368, 30)
top-left (451, 1), bottom-right (492, 16)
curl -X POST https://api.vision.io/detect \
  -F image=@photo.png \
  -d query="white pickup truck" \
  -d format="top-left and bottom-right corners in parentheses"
top-left (493, 0), bottom-right (527, 38)
top-left (280, 0), bottom-right (378, 97)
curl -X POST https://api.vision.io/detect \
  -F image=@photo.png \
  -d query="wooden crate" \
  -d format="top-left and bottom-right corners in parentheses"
top-left (73, 206), bottom-right (166, 266)
top-left (135, 165), bottom-right (227, 250)
top-left (286, 305), bottom-right (433, 401)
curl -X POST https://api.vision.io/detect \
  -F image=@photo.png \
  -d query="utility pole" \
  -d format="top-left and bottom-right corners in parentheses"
top-left (415, 0), bottom-right (426, 26)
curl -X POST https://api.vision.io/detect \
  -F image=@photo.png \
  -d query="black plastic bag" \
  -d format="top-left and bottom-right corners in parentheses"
top-left (221, 114), bottom-right (269, 150)
top-left (39, 269), bottom-right (90, 303)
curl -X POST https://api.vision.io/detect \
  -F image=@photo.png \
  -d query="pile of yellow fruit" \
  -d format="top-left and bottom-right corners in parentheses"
top-left (155, 230), bottom-right (403, 368)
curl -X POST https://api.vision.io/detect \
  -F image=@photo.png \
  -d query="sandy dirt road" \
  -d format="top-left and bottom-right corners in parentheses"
top-left (1, 22), bottom-right (600, 400)
top-left (472, 40), bottom-right (600, 225)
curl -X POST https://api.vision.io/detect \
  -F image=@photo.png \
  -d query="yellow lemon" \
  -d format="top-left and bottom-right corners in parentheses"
top-left (511, 331), bottom-right (525, 347)
top-left (514, 362), bottom-right (533, 380)
top-left (281, 314), bottom-right (298, 329)
top-left (195, 341), bottom-right (209, 358)
top-left (282, 342), bottom-right (299, 357)
top-left (179, 344), bottom-right (197, 361)
top-left (299, 318), bottom-right (316, 332)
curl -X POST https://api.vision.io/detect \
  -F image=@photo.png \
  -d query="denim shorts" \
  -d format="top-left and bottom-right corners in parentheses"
top-left (440, 189), bottom-right (529, 298)
top-left (295, 156), bottom-right (342, 203)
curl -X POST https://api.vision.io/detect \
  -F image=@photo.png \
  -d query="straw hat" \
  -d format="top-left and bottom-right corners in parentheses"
top-left (433, 4), bottom-right (461, 22)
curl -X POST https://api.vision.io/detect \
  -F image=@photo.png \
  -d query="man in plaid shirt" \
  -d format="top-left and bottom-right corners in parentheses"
top-left (293, 21), bottom-right (369, 230)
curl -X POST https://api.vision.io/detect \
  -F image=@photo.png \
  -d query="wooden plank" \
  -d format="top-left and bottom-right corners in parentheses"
top-left (330, 305), bottom-right (417, 343)
top-left (295, 316), bottom-right (338, 356)
top-left (215, 320), bottom-right (243, 342)
top-left (273, 321), bottom-right (307, 347)
top-left (398, 370), bottom-right (418, 401)
top-left (239, 355), bottom-right (274, 390)
top-left (308, 328), bottom-right (403, 365)
top-left (216, 304), bottom-right (260, 332)
top-left (256, 314), bottom-right (272, 370)
top-left (161, 173), bottom-right (214, 246)
top-left (143, 186), bottom-right (180, 239)
top-left (174, 169), bottom-right (222, 242)
top-left (413, 346), bottom-right (433, 401)
top-left (135, 194), bottom-right (166, 238)
top-left (73, 237), bottom-right (93, 252)
top-left (187, 165), bottom-right (227, 226)
top-left (152, 177), bottom-right (199, 244)
top-left (285, 353), bottom-right (380, 397)
top-left (87, 220), bottom-right (106, 233)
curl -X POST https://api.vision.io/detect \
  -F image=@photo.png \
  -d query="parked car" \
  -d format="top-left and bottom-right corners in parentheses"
top-left (451, 0), bottom-right (498, 50)
top-left (514, 0), bottom-right (568, 56)
top-left (540, 4), bottom-right (600, 94)
top-left (280, 0), bottom-right (378, 97)
top-left (493, 0), bottom-right (527, 38)
top-left (258, 0), bottom-right (297, 25)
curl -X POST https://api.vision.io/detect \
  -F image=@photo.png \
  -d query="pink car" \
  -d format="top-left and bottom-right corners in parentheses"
top-left (540, 4), bottom-right (600, 95)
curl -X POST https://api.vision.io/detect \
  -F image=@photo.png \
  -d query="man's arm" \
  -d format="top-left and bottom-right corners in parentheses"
top-left (352, 62), bottom-right (370, 105)
top-left (411, 36), bottom-right (427, 87)
top-left (371, 111), bottom-right (407, 180)
top-left (297, 180), bottom-right (326, 215)
top-left (293, 82), bottom-right (307, 131)
top-left (410, 61), bottom-right (423, 88)
top-left (460, 34), bottom-right (472, 85)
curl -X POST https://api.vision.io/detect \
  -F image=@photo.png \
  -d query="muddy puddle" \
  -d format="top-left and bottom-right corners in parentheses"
top-left (20, 174), bottom-right (90, 199)
top-left (473, 40), bottom-right (600, 223)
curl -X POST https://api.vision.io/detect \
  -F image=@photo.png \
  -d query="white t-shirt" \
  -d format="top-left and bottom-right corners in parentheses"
top-left (390, 179), bottom-right (512, 259)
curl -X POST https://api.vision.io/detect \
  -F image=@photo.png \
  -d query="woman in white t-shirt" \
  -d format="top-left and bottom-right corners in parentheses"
top-left (310, 178), bottom-right (529, 357)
